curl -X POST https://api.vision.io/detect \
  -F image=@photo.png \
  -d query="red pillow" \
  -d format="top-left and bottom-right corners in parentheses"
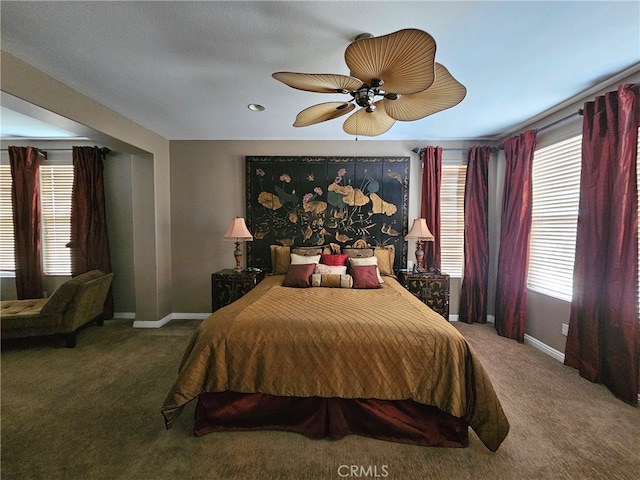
top-left (320, 253), bottom-right (349, 266)
top-left (349, 264), bottom-right (381, 289)
top-left (282, 263), bottom-right (316, 288)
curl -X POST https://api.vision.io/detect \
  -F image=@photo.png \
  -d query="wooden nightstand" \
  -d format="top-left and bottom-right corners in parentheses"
top-left (397, 270), bottom-right (450, 320)
top-left (211, 269), bottom-right (265, 312)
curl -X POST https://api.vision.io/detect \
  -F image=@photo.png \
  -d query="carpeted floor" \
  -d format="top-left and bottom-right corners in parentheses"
top-left (1, 319), bottom-right (638, 480)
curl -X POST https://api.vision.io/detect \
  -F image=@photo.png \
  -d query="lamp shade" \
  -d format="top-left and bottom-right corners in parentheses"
top-left (405, 218), bottom-right (435, 241)
top-left (223, 217), bottom-right (253, 241)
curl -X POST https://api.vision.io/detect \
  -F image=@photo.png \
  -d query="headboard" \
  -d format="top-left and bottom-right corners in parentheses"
top-left (246, 156), bottom-right (409, 271)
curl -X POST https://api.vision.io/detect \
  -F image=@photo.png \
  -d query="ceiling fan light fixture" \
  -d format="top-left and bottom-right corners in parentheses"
top-left (354, 86), bottom-right (375, 107)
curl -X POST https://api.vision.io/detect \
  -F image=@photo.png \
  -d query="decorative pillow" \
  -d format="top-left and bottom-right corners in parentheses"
top-left (343, 247), bottom-right (374, 258)
top-left (282, 263), bottom-right (316, 287)
top-left (290, 253), bottom-right (321, 265)
top-left (292, 246), bottom-right (324, 256)
top-left (348, 256), bottom-right (384, 283)
top-left (311, 273), bottom-right (353, 288)
top-left (320, 253), bottom-right (349, 266)
top-left (315, 264), bottom-right (348, 275)
top-left (349, 265), bottom-right (381, 289)
top-left (270, 245), bottom-right (291, 275)
top-left (374, 245), bottom-right (395, 276)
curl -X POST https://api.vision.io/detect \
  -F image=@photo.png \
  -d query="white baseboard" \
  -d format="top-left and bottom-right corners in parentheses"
top-left (172, 312), bottom-right (210, 320)
top-left (524, 333), bottom-right (566, 363)
top-left (448, 314), bottom-right (459, 322)
top-left (132, 312), bottom-right (209, 328)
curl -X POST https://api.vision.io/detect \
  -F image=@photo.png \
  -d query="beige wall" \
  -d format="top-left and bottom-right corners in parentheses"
top-left (0, 140), bottom-right (136, 314)
top-left (1, 50), bottom-right (172, 322)
top-left (169, 140), bottom-right (481, 313)
top-left (2, 47), bottom-right (637, 358)
top-left (494, 69), bottom-right (640, 353)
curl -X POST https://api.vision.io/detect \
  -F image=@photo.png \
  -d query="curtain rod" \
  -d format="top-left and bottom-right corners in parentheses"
top-left (412, 108), bottom-right (584, 154)
top-left (536, 108), bottom-right (583, 134)
top-left (411, 146), bottom-right (501, 154)
top-left (0, 146), bottom-right (112, 157)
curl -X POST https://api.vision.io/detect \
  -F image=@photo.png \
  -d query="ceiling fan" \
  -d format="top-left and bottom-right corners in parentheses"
top-left (272, 28), bottom-right (467, 137)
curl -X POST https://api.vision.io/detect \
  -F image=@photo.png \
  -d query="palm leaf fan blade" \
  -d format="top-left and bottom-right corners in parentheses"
top-left (384, 63), bottom-right (467, 121)
top-left (343, 101), bottom-right (395, 136)
top-left (294, 102), bottom-right (355, 127)
top-left (272, 72), bottom-right (362, 93)
top-left (345, 29), bottom-right (436, 94)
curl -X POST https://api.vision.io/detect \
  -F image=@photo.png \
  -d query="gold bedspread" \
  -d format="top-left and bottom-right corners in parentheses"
top-left (161, 275), bottom-right (509, 451)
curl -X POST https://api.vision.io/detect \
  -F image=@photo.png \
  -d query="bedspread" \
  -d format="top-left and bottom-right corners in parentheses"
top-left (161, 275), bottom-right (509, 451)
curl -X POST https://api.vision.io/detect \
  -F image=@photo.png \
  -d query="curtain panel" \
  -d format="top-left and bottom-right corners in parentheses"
top-left (459, 146), bottom-right (491, 324)
top-left (495, 130), bottom-right (537, 342)
top-left (420, 147), bottom-right (442, 271)
top-left (70, 146), bottom-right (113, 318)
top-left (565, 84), bottom-right (639, 405)
top-left (8, 146), bottom-right (43, 299)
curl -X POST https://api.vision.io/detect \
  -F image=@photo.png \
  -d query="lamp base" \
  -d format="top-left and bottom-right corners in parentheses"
top-left (414, 241), bottom-right (425, 272)
top-left (233, 242), bottom-right (243, 272)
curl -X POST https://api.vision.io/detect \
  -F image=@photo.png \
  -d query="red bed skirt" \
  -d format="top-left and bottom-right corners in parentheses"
top-left (194, 392), bottom-right (469, 448)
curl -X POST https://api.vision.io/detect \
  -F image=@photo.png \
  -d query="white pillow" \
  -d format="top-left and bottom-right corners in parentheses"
top-left (349, 256), bottom-right (384, 283)
top-left (315, 264), bottom-right (348, 275)
top-left (290, 253), bottom-right (321, 265)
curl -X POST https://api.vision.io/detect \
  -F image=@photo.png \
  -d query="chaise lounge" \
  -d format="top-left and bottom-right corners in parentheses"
top-left (1, 270), bottom-right (114, 348)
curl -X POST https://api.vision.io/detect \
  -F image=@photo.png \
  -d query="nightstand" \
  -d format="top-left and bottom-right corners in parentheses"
top-left (397, 270), bottom-right (450, 320)
top-left (211, 269), bottom-right (265, 312)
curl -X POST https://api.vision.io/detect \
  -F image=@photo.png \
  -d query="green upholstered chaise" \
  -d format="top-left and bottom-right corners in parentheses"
top-left (1, 270), bottom-right (114, 348)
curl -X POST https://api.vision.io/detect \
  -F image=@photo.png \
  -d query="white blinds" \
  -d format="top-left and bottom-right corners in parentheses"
top-left (0, 165), bottom-right (16, 272)
top-left (528, 135), bottom-right (582, 301)
top-left (440, 164), bottom-right (467, 277)
top-left (39, 164), bottom-right (73, 275)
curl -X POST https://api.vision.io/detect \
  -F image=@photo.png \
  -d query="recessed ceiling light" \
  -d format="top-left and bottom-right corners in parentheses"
top-left (248, 103), bottom-right (265, 112)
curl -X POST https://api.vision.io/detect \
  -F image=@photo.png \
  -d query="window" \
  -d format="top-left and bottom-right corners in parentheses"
top-left (0, 165), bottom-right (15, 272)
top-left (528, 135), bottom-right (582, 301)
top-left (440, 164), bottom-right (467, 277)
top-left (0, 162), bottom-right (73, 276)
top-left (39, 163), bottom-right (73, 275)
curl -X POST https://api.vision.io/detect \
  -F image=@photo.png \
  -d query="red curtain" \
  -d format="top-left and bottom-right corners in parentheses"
top-left (495, 130), bottom-right (537, 342)
top-left (71, 146), bottom-right (113, 318)
top-left (8, 146), bottom-right (43, 299)
top-left (420, 147), bottom-right (442, 271)
top-left (564, 84), bottom-right (639, 405)
top-left (459, 146), bottom-right (491, 324)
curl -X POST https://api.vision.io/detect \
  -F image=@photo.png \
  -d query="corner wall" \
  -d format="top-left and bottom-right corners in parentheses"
top-left (1, 50), bottom-right (172, 322)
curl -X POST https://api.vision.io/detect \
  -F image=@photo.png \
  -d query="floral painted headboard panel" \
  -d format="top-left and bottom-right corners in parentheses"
top-left (246, 156), bottom-right (409, 271)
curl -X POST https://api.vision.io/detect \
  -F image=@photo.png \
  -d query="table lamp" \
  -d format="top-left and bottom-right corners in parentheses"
top-left (405, 218), bottom-right (435, 272)
top-left (223, 217), bottom-right (253, 272)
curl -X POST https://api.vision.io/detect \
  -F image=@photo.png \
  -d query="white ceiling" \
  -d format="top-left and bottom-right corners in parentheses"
top-left (1, 1), bottom-right (639, 142)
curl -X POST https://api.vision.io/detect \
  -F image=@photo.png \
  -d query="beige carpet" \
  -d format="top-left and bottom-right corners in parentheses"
top-left (1, 319), bottom-right (638, 480)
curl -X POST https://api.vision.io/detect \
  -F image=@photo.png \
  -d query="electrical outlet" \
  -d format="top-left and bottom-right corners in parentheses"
top-left (561, 323), bottom-right (569, 336)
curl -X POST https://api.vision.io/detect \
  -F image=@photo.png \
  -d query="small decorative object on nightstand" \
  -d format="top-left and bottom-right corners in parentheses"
top-left (397, 269), bottom-right (450, 320)
top-left (211, 269), bottom-right (264, 312)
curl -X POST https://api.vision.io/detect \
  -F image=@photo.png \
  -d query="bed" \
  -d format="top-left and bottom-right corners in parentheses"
top-left (161, 260), bottom-right (510, 452)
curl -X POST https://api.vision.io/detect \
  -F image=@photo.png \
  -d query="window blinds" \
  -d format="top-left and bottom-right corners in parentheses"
top-left (528, 135), bottom-right (582, 301)
top-left (39, 164), bottom-right (73, 275)
top-left (0, 165), bottom-right (15, 272)
top-left (440, 164), bottom-right (467, 277)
